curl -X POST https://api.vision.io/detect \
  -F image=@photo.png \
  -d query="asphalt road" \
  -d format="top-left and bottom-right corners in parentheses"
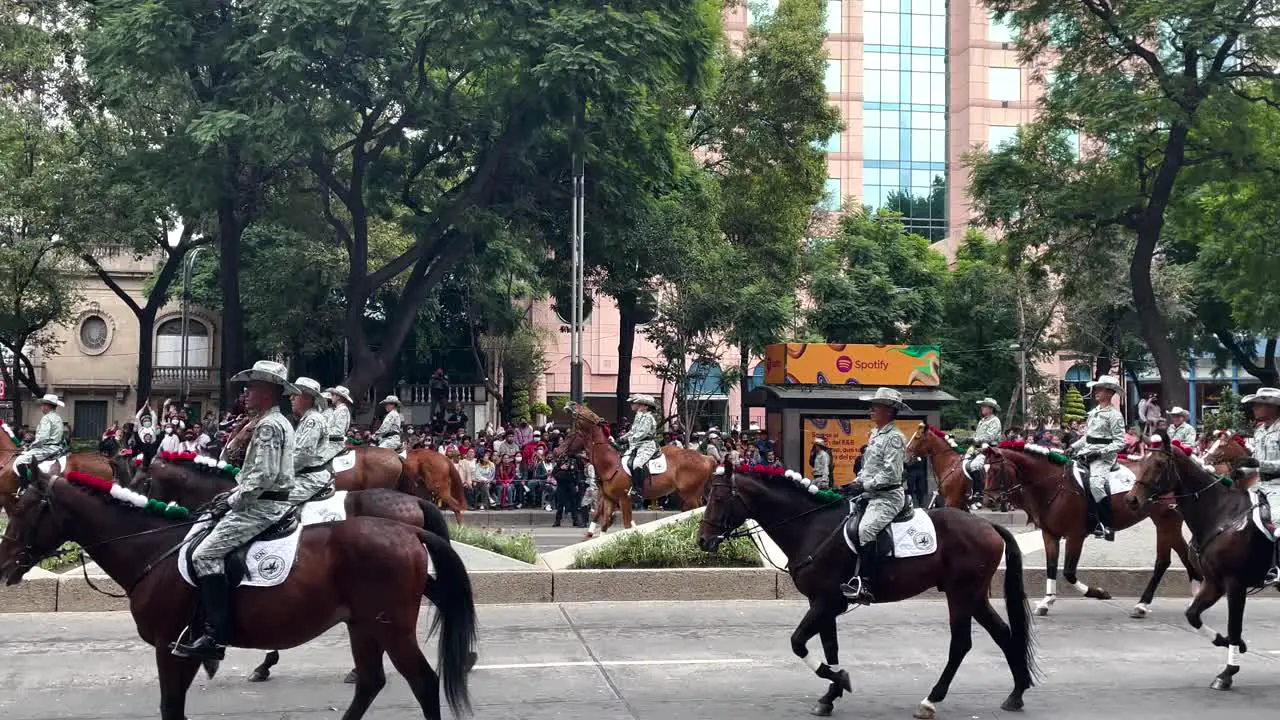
top-left (3, 597), bottom-right (1279, 719)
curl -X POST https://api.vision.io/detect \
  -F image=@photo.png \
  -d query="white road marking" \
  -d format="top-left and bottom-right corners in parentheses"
top-left (475, 658), bottom-right (757, 670)
top-left (1015, 530), bottom-right (1044, 555)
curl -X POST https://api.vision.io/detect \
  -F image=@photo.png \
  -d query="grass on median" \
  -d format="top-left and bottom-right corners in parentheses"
top-left (449, 523), bottom-right (539, 564)
top-left (570, 515), bottom-right (762, 570)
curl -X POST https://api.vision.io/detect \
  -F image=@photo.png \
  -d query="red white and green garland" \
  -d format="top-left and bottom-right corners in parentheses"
top-left (1, 421), bottom-right (20, 447)
top-left (998, 440), bottom-right (1072, 466)
top-left (65, 470), bottom-right (191, 519)
top-left (736, 463), bottom-right (844, 503)
top-left (926, 427), bottom-right (982, 454)
top-left (160, 451), bottom-right (240, 477)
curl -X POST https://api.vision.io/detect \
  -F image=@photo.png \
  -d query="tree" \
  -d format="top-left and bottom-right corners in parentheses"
top-left (977, 0), bottom-right (1280, 408)
top-left (1061, 385), bottom-right (1087, 425)
top-left (1201, 387), bottom-right (1250, 436)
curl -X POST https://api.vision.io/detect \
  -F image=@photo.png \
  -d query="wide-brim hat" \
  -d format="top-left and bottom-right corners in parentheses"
top-left (813, 436), bottom-right (828, 447)
top-left (976, 397), bottom-right (1000, 411)
top-left (288, 376), bottom-right (326, 402)
top-left (230, 360), bottom-right (298, 394)
top-left (1168, 406), bottom-right (1190, 417)
top-left (37, 393), bottom-right (65, 408)
top-left (327, 385), bottom-right (354, 405)
top-left (861, 387), bottom-right (911, 410)
top-left (627, 393), bottom-right (657, 409)
top-left (380, 394), bottom-right (402, 407)
top-left (1242, 387), bottom-right (1280, 406)
top-left (1087, 375), bottom-right (1122, 393)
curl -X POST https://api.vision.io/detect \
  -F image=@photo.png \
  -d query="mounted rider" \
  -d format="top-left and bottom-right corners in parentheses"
top-left (840, 387), bottom-right (909, 604)
top-left (13, 393), bottom-right (65, 487)
top-left (374, 395), bottom-right (404, 451)
top-left (1236, 387), bottom-right (1280, 584)
top-left (287, 377), bottom-right (334, 503)
top-left (324, 385), bottom-right (354, 460)
top-left (172, 360), bottom-right (296, 661)
top-left (618, 393), bottom-right (659, 501)
top-left (1167, 406), bottom-right (1196, 447)
top-left (964, 397), bottom-right (1003, 503)
top-left (1069, 375), bottom-right (1126, 541)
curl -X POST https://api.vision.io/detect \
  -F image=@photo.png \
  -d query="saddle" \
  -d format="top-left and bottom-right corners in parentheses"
top-left (844, 496), bottom-right (917, 559)
top-left (182, 507), bottom-right (302, 588)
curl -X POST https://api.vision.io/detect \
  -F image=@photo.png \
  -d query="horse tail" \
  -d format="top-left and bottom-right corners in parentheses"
top-left (417, 496), bottom-right (451, 540)
top-left (448, 462), bottom-right (466, 512)
top-left (419, 528), bottom-right (476, 715)
top-left (992, 521), bottom-right (1042, 687)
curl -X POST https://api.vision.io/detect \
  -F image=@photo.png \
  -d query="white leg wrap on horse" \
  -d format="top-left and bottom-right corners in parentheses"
top-left (1132, 602), bottom-right (1149, 615)
top-left (588, 521), bottom-right (599, 535)
top-left (1045, 579), bottom-right (1057, 596)
top-left (1191, 580), bottom-right (1202, 596)
top-left (1197, 625), bottom-right (1220, 641)
top-left (802, 651), bottom-right (822, 673)
top-left (919, 699), bottom-right (936, 713)
top-left (1073, 580), bottom-right (1090, 594)
top-left (1229, 645), bottom-right (1240, 666)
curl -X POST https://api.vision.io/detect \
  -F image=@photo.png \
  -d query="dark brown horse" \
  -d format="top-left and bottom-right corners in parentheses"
top-left (0, 423), bottom-right (126, 515)
top-left (0, 473), bottom-right (476, 720)
top-left (1126, 445), bottom-right (1273, 691)
top-left (403, 448), bottom-right (467, 523)
top-left (904, 424), bottom-right (972, 510)
top-left (982, 444), bottom-right (1201, 619)
top-left (697, 464), bottom-right (1039, 718)
top-left (131, 457), bottom-right (467, 683)
top-left (560, 404), bottom-right (716, 537)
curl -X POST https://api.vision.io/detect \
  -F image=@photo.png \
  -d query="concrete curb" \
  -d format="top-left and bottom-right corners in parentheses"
top-left (451, 510), bottom-right (679, 528)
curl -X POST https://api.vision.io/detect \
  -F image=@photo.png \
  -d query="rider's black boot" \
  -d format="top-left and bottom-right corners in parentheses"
top-left (1093, 495), bottom-right (1116, 542)
top-left (840, 543), bottom-right (878, 604)
top-left (631, 467), bottom-right (648, 502)
top-left (171, 573), bottom-right (230, 660)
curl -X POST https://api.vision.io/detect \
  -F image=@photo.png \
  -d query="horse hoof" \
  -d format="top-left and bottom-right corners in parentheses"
top-left (913, 702), bottom-right (936, 719)
top-left (343, 669), bottom-right (358, 684)
top-left (1034, 605), bottom-right (1049, 617)
top-left (1000, 694), bottom-right (1025, 712)
top-left (1210, 676), bottom-right (1233, 691)
top-left (810, 702), bottom-right (834, 717)
top-left (1130, 604), bottom-right (1148, 619)
top-left (1085, 586), bottom-right (1112, 600)
top-left (248, 669), bottom-right (270, 683)
top-left (466, 651), bottom-right (479, 672)
top-left (835, 669), bottom-right (852, 693)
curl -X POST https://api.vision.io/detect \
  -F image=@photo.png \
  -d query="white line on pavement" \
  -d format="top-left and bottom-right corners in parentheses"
top-left (1015, 530), bottom-right (1044, 555)
top-left (475, 658), bottom-right (758, 670)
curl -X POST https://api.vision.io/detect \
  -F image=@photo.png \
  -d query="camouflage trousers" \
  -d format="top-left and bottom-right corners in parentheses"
top-left (190, 501), bottom-right (293, 577)
top-left (857, 487), bottom-right (906, 545)
top-left (287, 472), bottom-right (334, 504)
top-left (377, 435), bottom-right (402, 451)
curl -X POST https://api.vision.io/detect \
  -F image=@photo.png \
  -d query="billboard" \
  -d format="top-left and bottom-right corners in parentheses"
top-left (801, 416), bottom-right (920, 487)
top-left (764, 343), bottom-right (940, 387)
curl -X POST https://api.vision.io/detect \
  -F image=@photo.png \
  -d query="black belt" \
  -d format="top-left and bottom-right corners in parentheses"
top-left (298, 463), bottom-right (330, 475)
top-left (1262, 472), bottom-right (1280, 483)
top-left (1086, 436), bottom-right (1113, 444)
top-left (327, 435), bottom-right (345, 442)
top-left (379, 432), bottom-right (399, 438)
top-left (259, 490), bottom-right (290, 502)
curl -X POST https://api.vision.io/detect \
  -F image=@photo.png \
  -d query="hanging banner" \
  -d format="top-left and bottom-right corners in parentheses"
top-left (764, 343), bottom-right (941, 386)
top-left (802, 416), bottom-right (920, 487)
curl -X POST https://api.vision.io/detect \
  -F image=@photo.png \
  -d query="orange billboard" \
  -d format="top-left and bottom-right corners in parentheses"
top-left (764, 343), bottom-right (940, 387)
top-left (802, 416), bottom-right (919, 487)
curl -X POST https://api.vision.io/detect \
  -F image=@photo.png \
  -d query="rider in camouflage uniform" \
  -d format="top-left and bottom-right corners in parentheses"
top-left (1238, 387), bottom-right (1280, 584)
top-left (1069, 375), bottom-right (1126, 541)
top-left (841, 387), bottom-right (909, 604)
top-left (964, 397), bottom-right (1003, 503)
top-left (172, 360), bottom-right (297, 661)
top-left (287, 377), bottom-right (334, 503)
top-left (323, 385), bottom-right (354, 461)
top-left (1167, 406), bottom-right (1197, 447)
top-left (13, 393), bottom-right (65, 487)
top-left (619, 393), bottom-right (659, 501)
top-left (374, 395), bottom-right (404, 451)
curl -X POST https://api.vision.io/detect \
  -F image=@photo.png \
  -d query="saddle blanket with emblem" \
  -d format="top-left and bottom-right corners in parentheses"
top-left (332, 450), bottom-right (357, 473)
top-left (843, 508), bottom-right (938, 559)
top-left (177, 518), bottom-right (303, 588)
top-left (620, 453), bottom-right (668, 476)
top-left (300, 490), bottom-right (349, 525)
top-left (37, 455), bottom-right (68, 474)
top-left (1071, 463), bottom-right (1137, 495)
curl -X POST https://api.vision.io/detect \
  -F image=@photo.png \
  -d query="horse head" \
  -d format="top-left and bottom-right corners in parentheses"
top-left (0, 470), bottom-right (61, 586)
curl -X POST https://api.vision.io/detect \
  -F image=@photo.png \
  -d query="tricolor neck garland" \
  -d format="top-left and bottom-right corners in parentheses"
top-left (1, 421), bottom-right (19, 447)
top-left (998, 440), bottom-right (1071, 466)
top-left (927, 427), bottom-right (976, 454)
top-left (65, 470), bottom-right (190, 519)
top-left (160, 451), bottom-right (240, 477)
top-left (736, 463), bottom-right (844, 503)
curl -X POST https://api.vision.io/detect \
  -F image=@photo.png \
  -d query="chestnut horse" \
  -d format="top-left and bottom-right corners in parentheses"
top-left (0, 473), bottom-right (476, 720)
top-left (982, 444), bottom-right (1202, 619)
top-left (1203, 431), bottom-right (1253, 481)
top-left (698, 463), bottom-right (1039, 718)
top-left (559, 404), bottom-right (717, 536)
top-left (1126, 444), bottom-right (1272, 691)
top-left (904, 424), bottom-right (973, 510)
top-left (403, 448), bottom-right (467, 523)
top-left (0, 421), bottom-right (123, 516)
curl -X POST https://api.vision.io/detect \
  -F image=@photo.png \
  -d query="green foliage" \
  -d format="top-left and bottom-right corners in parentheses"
top-left (1061, 386), bottom-right (1087, 425)
top-left (510, 389), bottom-right (532, 425)
top-left (449, 525), bottom-right (538, 565)
top-left (1201, 388), bottom-right (1250, 437)
top-left (530, 402), bottom-right (554, 419)
top-left (571, 516), bottom-right (761, 569)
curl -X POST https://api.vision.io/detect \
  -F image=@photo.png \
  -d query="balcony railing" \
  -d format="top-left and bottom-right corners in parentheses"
top-left (366, 383), bottom-right (487, 407)
top-left (152, 366), bottom-right (220, 387)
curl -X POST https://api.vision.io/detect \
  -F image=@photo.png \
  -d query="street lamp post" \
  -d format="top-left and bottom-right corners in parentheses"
top-left (569, 112), bottom-right (585, 404)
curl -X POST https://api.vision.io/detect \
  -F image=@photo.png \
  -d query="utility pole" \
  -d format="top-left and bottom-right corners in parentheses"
top-left (569, 111), bottom-right (585, 404)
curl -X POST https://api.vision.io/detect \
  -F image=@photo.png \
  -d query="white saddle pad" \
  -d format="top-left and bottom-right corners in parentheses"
top-left (621, 454), bottom-right (668, 476)
top-left (1250, 485), bottom-right (1280, 541)
top-left (843, 508), bottom-right (938, 559)
top-left (177, 517), bottom-right (304, 588)
top-left (399, 448), bottom-right (408, 459)
top-left (37, 456), bottom-right (67, 474)
top-left (300, 490), bottom-right (349, 525)
top-left (332, 450), bottom-right (357, 473)
top-left (1071, 463), bottom-right (1136, 495)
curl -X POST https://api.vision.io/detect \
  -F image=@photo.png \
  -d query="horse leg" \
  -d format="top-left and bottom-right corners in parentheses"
top-left (790, 599), bottom-right (851, 717)
top-left (1062, 532), bottom-right (1111, 600)
top-left (1185, 577), bottom-right (1227, 649)
top-left (1167, 517), bottom-right (1204, 596)
top-left (1035, 530), bottom-right (1060, 616)
top-left (1132, 519), bottom-right (1175, 619)
top-left (621, 492), bottom-right (636, 529)
top-left (1210, 582), bottom-right (1247, 691)
top-left (155, 646), bottom-right (200, 720)
top-left (381, 630), bottom-right (443, 720)
top-left (913, 594), bottom-right (974, 720)
top-left (341, 625), bottom-right (387, 720)
top-left (248, 650), bottom-right (280, 682)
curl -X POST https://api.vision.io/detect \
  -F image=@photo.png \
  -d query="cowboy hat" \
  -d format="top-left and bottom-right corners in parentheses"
top-left (813, 436), bottom-right (828, 447)
top-left (1168, 406), bottom-right (1190, 417)
top-left (288, 376), bottom-right (326, 403)
top-left (1242, 387), bottom-right (1280, 406)
top-left (627, 393), bottom-right (657, 409)
top-left (1086, 375), bottom-right (1122, 393)
top-left (37, 393), bottom-right (65, 408)
top-left (861, 387), bottom-right (911, 411)
top-left (230, 360), bottom-right (299, 394)
top-left (321, 390), bottom-right (333, 401)
top-left (379, 394), bottom-right (402, 407)
top-left (327, 385), bottom-right (354, 405)
top-left (976, 397), bottom-right (1000, 411)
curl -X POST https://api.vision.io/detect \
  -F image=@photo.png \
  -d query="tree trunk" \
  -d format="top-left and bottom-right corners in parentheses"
top-left (1212, 330), bottom-right (1280, 386)
top-left (1131, 227), bottom-right (1188, 409)
top-left (738, 341), bottom-right (750, 433)
top-left (343, 346), bottom-right (385, 405)
top-left (217, 201), bottom-right (246, 411)
top-left (615, 292), bottom-right (638, 424)
top-left (2, 359), bottom-right (19, 427)
top-left (136, 307), bottom-right (159, 409)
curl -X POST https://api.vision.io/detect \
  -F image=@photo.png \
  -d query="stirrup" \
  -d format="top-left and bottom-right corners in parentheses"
top-left (1265, 567), bottom-right (1280, 587)
top-left (840, 577), bottom-right (874, 603)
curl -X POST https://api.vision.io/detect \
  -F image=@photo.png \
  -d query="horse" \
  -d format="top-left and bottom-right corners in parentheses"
top-left (697, 462), bottom-right (1039, 718)
top-left (1126, 443), bottom-right (1274, 691)
top-left (131, 456), bottom-right (474, 683)
top-left (982, 442), bottom-right (1202, 619)
top-left (403, 448), bottom-right (467, 523)
top-left (333, 445), bottom-right (415, 493)
top-left (559, 404), bottom-right (717, 536)
top-left (904, 424), bottom-right (974, 510)
top-left (0, 471), bottom-right (477, 720)
top-left (0, 422), bottom-right (123, 516)
top-left (1203, 431), bottom-right (1253, 481)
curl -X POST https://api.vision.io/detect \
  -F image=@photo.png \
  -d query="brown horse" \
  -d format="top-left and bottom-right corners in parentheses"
top-left (904, 424), bottom-right (972, 510)
top-left (982, 443), bottom-right (1202, 619)
top-left (403, 448), bottom-right (467, 523)
top-left (1126, 445), bottom-right (1272, 691)
top-left (0, 472), bottom-right (476, 720)
top-left (131, 456), bottom-right (471, 683)
top-left (0, 423), bottom-right (122, 516)
top-left (332, 445), bottom-right (412, 492)
top-left (697, 463), bottom-right (1040, 718)
top-left (1203, 431), bottom-right (1253, 480)
top-left (559, 404), bottom-right (717, 536)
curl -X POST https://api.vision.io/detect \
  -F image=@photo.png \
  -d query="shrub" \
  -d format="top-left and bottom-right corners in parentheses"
top-left (449, 524), bottom-right (539, 564)
top-left (530, 401), bottom-right (554, 419)
top-left (1062, 385), bottom-right (1087, 425)
top-left (571, 515), bottom-right (761, 569)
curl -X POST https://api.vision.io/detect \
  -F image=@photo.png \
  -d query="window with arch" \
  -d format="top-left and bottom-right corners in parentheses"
top-left (156, 318), bottom-right (211, 367)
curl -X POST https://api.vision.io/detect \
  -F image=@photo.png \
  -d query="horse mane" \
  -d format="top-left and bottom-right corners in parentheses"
top-left (735, 463), bottom-right (843, 504)
top-left (157, 451), bottom-right (241, 480)
top-left (64, 470), bottom-right (194, 518)
top-left (1232, 434), bottom-right (1248, 447)
top-left (996, 440), bottom-right (1071, 467)
top-left (926, 426), bottom-right (948, 440)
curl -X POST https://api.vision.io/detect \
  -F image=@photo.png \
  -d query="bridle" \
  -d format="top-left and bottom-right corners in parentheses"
top-left (1130, 446), bottom-right (1224, 509)
top-left (981, 450), bottom-right (1031, 506)
top-left (699, 470), bottom-right (844, 574)
top-left (907, 426), bottom-right (964, 496)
